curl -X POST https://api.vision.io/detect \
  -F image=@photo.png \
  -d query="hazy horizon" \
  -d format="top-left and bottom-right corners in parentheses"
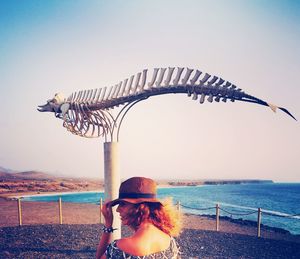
top-left (1, 0), bottom-right (299, 182)
top-left (0, 165), bottom-right (296, 183)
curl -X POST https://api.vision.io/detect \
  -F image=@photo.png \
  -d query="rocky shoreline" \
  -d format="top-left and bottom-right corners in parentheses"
top-left (203, 214), bottom-right (292, 235)
top-left (1, 224), bottom-right (299, 259)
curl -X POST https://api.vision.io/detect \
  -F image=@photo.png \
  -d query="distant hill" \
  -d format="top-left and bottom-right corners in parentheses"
top-left (160, 179), bottom-right (273, 187)
top-left (0, 167), bottom-right (19, 180)
top-left (0, 167), bottom-right (58, 181)
top-left (0, 166), bottom-right (274, 197)
top-left (0, 166), bottom-right (17, 174)
top-left (9, 171), bottom-right (56, 180)
top-left (0, 166), bottom-right (103, 196)
top-left (0, 172), bottom-right (15, 180)
top-left (203, 180), bottom-right (273, 185)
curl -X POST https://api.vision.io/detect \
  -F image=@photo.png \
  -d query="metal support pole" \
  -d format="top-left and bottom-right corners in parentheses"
top-left (216, 203), bottom-right (220, 231)
top-left (59, 197), bottom-right (63, 224)
top-left (257, 207), bottom-right (261, 238)
top-left (100, 198), bottom-right (103, 224)
top-left (17, 198), bottom-right (22, 226)
top-left (104, 142), bottom-right (121, 240)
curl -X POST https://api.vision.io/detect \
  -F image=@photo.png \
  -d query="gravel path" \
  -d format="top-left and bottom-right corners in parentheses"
top-left (1, 224), bottom-right (299, 259)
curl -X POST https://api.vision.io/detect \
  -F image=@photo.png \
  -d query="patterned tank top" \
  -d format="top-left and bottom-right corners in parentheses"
top-left (105, 237), bottom-right (180, 259)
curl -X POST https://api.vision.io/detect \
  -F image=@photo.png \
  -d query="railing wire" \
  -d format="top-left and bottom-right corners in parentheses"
top-left (179, 202), bottom-right (300, 219)
top-left (219, 207), bottom-right (257, 216)
top-left (181, 204), bottom-right (215, 211)
top-left (262, 210), bottom-right (300, 219)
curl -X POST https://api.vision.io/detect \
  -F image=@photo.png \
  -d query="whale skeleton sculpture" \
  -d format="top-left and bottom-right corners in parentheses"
top-left (38, 67), bottom-right (296, 140)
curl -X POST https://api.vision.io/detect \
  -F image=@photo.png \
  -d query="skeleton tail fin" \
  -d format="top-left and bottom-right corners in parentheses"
top-left (267, 102), bottom-right (297, 121)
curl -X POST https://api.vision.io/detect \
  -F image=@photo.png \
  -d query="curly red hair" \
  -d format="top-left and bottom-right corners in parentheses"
top-left (122, 198), bottom-right (182, 236)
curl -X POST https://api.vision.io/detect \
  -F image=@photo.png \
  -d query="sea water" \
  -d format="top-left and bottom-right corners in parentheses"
top-left (23, 183), bottom-right (300, 235)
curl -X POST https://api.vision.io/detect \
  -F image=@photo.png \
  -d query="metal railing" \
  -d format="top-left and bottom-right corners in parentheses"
top-left (176, 201), bottom-right (299, 237)
top-left (15, 198), bottom-right (298, 238)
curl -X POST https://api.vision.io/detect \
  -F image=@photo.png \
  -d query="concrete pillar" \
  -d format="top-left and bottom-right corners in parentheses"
top-left (104, 142), bottom-right (121, 240)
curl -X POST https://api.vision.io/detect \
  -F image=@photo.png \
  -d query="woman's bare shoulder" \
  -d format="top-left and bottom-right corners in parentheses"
top-left (116, 233), bottom-right (171, 256)
top-left (116, 237), bottom-right (137, 253)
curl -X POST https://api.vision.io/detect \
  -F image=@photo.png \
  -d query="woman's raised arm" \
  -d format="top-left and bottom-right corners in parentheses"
top-left (96, 201), bottom-right (114, 259)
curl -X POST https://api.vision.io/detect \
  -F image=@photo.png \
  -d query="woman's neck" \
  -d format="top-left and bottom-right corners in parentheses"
top-left (134, 221), bottom-right (163, 235)
top-left (137, 221), bottom-right (152, 231)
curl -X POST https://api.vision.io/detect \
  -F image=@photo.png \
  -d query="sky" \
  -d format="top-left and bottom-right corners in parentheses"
top-left (0, 0), bottom-right (299, 182)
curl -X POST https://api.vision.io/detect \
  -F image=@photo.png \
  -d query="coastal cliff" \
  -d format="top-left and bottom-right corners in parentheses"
top-left (166, 179), bottom-right (273, 186)
top-left (0, 167), bottom-right (273, 197)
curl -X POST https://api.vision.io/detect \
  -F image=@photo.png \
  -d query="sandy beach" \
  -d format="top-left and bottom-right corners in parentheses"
top-left (0, 197), bottom-right (299, 258)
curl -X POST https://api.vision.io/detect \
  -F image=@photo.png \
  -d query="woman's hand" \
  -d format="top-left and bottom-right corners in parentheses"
top-left (101, 201), bottom-right (113, 227)
top-left (97, 201), bottom-right (114, 259)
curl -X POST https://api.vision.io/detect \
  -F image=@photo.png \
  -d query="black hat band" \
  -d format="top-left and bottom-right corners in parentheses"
top-left (119, 193), bottom-right (156, 199)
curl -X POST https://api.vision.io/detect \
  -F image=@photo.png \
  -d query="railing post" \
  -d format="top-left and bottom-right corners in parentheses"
top-left (257, 207), bottom-right (261, 238)
top-left (216, 203), bottom-right (219, 231)
top-left (176, 201), bottom-right (181, 212)
top-left (100, 197), bottom-right (103, 224)
top-left (17, 198), bottom-right (22, 226)
top-left (58, 197), bottom-right (63, 225)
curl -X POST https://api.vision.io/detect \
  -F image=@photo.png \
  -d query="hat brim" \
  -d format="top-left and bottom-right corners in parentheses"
top-left (110, 198), bottom-right (162, 207)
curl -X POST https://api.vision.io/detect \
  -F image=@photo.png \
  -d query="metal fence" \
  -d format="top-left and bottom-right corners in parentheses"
top-left (15, 198), bottom-right (299, 237)
top-left (179, 201), bottom-right (299, 237)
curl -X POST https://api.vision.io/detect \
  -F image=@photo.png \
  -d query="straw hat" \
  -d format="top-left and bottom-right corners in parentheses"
top-left (110, 177), bottom-right (161, 206)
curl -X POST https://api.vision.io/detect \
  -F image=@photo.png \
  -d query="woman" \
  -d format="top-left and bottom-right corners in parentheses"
top-left (96, 176), bottom-right (181, 258)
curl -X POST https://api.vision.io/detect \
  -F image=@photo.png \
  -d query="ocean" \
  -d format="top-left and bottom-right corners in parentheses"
top-left (23, 183), bottom-right (300, 235)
